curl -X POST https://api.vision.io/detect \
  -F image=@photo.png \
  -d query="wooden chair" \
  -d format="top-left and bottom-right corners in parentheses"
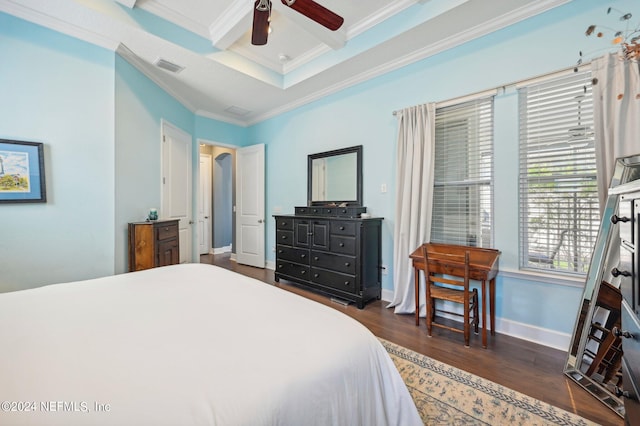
top-left (422, 245), bottom-right (479, 347)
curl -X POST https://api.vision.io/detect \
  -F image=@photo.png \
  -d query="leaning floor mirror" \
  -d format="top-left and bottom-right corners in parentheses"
top-left (564, 153), bottom-right (640, 418)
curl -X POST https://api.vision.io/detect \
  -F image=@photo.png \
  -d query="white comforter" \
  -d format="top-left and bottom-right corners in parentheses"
top-left (0, 264), bottom-right (421, 425)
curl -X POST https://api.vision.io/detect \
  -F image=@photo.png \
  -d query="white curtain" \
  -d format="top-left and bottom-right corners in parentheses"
top-left (593, 52), bottom-right (640, 211)
top-left (387, 104), bottom-right (435, 316)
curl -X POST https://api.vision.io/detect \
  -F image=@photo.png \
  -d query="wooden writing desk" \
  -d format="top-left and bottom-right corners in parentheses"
top-left (410, 243), bottom-right (501, 348)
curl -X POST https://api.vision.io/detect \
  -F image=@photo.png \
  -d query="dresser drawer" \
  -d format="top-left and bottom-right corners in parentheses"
top-left (622, 301), bottom-right (640, 422)
top-left (331, 221), bottom-right (357, 236)
top-left (311, 251), bottom-right (356, 275)
top-left (276, 245), bottom-right (309, 265)
top-left (311, 268), bottom-right (357, 293)
top-left (618, 245), bottom-right (634, 308)
top-left (622, 360), bottom-right (640, 425)
top-left (330, 235), bottom-right (356, 255)
top-left (156, 223), bottom-right (178, 240)
top-left (275, 217), bottom-right (294, 230)
top-left (276, 261), bottom-right (310, 281)
top-left (276, 230), bottom-right (294, 246)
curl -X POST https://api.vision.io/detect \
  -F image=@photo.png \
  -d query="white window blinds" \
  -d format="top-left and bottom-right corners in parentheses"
top-left (518, 70), bottom-right (599, 275)
top-left (431, 97), bottom-right (494, 248)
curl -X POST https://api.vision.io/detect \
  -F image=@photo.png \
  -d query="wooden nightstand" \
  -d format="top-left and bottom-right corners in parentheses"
top-left (128, 219), bottom-right (180, 272)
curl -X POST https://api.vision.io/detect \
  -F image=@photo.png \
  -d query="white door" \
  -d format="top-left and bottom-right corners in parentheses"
top-left (236, 144), bottom-right (265, 267)
top-left (198, 154), bottom-right (212, 255)
top-left (161, 121), bottom-right (192, 263)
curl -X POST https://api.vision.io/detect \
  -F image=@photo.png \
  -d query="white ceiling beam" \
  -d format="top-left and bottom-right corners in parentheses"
top-left (114, 0), bottom-right (137, 8)
top-left (209, 0), bottom-right (253, 50)
top-left (278, 4), bottom-right (345, 50)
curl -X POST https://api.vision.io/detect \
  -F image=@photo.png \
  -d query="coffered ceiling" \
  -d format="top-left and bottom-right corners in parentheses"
top-left (0, 0), bottom-right (570, 125)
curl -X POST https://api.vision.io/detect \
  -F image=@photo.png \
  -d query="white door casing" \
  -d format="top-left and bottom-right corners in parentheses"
top-left (236, 144), bottom-right (265, 268)
top-left (161, 121), bottom-right (192, 264)
top-left (199, 154), bottom-right (212, 255)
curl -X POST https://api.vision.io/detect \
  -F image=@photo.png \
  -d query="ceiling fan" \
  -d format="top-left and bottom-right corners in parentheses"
top-left (251, 0), bottom-right (344, 46)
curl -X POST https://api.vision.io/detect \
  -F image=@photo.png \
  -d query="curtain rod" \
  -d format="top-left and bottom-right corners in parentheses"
top-left (391, 62), bottom-right (592, 116)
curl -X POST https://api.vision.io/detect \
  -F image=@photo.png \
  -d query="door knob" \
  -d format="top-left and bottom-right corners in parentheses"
top-left (258, 219), bottom-right (264, 223)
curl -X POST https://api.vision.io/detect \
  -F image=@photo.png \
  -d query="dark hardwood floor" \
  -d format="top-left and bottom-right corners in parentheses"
top-left (201, 253), bottom-right (622, 425)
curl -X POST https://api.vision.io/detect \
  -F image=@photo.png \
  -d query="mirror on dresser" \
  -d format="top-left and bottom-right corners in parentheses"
top-left (308, 145), bottom-right (362, 206)
top-left (564, 154), bottom-right (640, 418)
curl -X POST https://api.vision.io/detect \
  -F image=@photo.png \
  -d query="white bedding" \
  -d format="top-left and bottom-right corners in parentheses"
top-left (0, 264), bottom-right (421, 425)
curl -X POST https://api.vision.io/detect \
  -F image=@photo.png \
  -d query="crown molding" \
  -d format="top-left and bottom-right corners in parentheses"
top-left (135, 0), bottom-right (210, 39)
top-left (245, 0), bottom-right (572, 125)
top-left (0, 0), bottom-right (118, 51)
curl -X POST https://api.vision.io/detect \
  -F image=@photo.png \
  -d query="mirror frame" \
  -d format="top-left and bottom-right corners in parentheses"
top-left (307, 145), bottom-right (363, 206)
top-left (564, 153), bottom-right (640, 418)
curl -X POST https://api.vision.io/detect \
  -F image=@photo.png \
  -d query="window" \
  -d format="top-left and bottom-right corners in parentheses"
top-left (431, 97), bottom-right (494, 248)
top-left (519, 70), bottom-right (599, 275)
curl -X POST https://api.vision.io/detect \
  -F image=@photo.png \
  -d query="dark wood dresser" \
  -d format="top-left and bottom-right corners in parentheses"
top-left (614, 183), bottom-right (640, 425)
top-left (274, 209), bottom-right (382, 309)
top-left (128, 219), bottom-right (180, 272)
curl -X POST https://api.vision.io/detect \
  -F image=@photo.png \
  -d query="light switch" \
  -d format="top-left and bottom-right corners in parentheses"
top-left (381, 184), bottom-right (387, 193)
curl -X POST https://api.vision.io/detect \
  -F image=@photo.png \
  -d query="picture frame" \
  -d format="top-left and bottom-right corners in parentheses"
top-left (0, 139), bottom-right (46, 203)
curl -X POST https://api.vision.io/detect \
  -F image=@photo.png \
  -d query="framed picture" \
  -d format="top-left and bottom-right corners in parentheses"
top-left (0, 139), bottom-right (46, 203)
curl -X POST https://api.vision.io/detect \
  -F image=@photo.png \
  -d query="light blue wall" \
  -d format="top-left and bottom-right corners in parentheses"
top-left (0, 12), bottom-right (246, 287)
top-left (0, 13), bottom-right (115, 291)
top-left (114, 55), bottom-right (195, 272)
top-left (250, 0), bottom-right (633, 337)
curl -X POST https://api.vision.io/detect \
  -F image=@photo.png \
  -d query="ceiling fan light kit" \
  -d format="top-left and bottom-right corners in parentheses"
top-left (252, 0), bottom-right (344, 46)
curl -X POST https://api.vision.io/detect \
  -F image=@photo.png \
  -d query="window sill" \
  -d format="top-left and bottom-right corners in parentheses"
top-left (498, 267), bottom-right (586, 288)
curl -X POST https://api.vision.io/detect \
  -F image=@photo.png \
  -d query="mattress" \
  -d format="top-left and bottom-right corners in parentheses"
top-left (0, 263), bottom-right (421, 425)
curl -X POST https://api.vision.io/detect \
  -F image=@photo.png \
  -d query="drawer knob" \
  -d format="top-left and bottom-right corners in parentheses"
top-left (327, 209), bottom-right (332, 213)
top-left (344, 281), bottom-right (350, 286)
top-left (611, 267), bottom-right (631, 277)
top-left (281, 235), bottom-right (287, 240)
top-left (339, 226), bottom-right (345, 230)
top-left (301, 270), bottom-right (306, 275)
top-left (345, 262), bottom-right (350, 267)
top-left (613, 327), bottom-right (633, 339)
top-left (314, 273), bottom-right (319, 278)
top-left (339, 243), bottom-right (345, 247)
top-left (278, 250), bottom-right (283, 254)
top-left (278, 264), bottom-right (283, 269)
top-left (611, 215), bottom-right (630, 224)
top-left (300, 254), bottom-right (306, 258)
top-left (281, 222), bottom-right (286, 226)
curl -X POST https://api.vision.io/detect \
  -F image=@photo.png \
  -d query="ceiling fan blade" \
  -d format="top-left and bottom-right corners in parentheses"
top-left (281, 0), bottom-right (344, 31)
top-left (251, 0), bottom-right (271, 46)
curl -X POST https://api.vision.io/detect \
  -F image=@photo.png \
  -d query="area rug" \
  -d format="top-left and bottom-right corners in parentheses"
top-left (380, 339), bottom-right (598, 426)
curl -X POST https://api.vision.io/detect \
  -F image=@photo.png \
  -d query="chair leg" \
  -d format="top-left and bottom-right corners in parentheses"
top-left (426, 298), bottom-right (434, 337)
top-left (472, 289), bottom-right (479, 334)
top-left (464, 296), bottom-right (470, 347)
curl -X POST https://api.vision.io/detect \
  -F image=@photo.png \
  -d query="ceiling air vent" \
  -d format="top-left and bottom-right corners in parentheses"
top-left (153, 58), bottom-right (184, 73)
top-left (225, 106), bottom-right (251, 116)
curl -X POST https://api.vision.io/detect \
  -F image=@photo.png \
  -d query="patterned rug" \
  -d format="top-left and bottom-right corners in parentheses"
top-left (380, 339), bottom-right (598, 426)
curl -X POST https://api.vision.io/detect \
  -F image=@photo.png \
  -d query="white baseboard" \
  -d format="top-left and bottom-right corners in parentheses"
top-left (381, 288), bottom-right (569, 350)
top-left (213, 245), bottom-right (232, 255)
top-left (267, 269), bottom-right (571, 351)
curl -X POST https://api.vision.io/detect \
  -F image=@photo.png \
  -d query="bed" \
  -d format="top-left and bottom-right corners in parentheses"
top-left (0, 263), bottom-right (421, 425)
